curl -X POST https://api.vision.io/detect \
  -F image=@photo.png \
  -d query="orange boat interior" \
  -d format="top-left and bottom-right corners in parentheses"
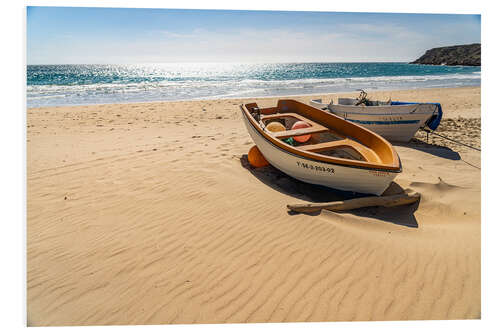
top-left (243, 99), bottom-right (401, 171)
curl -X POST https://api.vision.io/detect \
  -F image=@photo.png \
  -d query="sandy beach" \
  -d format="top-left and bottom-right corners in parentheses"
top-left (27, 86), bottom-right (481, 325)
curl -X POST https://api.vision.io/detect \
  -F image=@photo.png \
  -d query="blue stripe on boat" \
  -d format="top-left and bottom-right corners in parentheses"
top-left (347, 119), bottom-right (421, 125)
top-left (391, 101), bottom-right (443, 130)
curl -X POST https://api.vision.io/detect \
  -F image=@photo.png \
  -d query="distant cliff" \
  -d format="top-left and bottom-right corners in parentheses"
top-left (410, 43), bottom-right (481, 66)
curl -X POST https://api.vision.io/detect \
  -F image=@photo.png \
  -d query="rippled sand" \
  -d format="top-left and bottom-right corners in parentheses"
top-left (27, 87), bottom-right (481, 325)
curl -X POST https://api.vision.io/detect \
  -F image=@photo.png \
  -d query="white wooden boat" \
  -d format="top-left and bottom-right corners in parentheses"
top-left (240, 99), bottom-right (402, 195)
top-left (310, 93), bottom-right (442, 142)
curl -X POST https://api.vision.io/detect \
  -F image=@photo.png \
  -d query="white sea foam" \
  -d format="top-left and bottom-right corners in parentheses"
top-left (27, 71), bottom-right (481, 108)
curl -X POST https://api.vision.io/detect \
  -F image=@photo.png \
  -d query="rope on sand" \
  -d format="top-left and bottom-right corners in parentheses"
top-left (421, 128), bottom-right (481, 152)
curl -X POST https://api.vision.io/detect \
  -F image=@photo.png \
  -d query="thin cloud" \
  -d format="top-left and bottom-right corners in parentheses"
top-left (27, 9), bottom-right (480, 64)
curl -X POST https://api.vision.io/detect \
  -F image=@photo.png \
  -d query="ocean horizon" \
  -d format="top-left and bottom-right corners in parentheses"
top-left (27, 62), bottom-right (481, 108)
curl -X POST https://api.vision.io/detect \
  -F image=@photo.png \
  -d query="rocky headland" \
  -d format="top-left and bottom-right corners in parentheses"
top-left (411, 43), bottom-right (481, 66)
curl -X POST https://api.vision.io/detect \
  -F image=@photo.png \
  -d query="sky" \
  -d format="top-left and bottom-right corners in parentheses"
top-left (26, 6), bottom-right (481, 64)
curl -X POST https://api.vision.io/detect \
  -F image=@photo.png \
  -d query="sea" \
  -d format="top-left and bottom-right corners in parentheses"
top-left (27, 62), bottom-right (481, 108)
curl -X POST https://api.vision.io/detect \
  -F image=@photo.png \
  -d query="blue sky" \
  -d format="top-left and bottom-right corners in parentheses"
top-left (26, 7), bottom-right (481, 64)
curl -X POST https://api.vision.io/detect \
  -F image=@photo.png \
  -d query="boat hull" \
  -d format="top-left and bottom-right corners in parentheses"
top-left (241, 108), bottom-right (398, 195)
top-left (310, 100), bottom-right (438, 142)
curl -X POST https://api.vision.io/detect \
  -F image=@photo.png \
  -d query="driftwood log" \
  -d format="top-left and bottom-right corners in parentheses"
top-left (287, 190), bottom-right (421, 213)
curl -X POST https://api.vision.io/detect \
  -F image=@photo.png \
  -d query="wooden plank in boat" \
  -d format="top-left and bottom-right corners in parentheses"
top-left (261, 112), bottom-right (328, 135)
top-left (261, 112), bottom-right (316, 123)
top-left (273, 127), bottom-right (330, 139)
top-left (299, 139), bottom-right (381, 163)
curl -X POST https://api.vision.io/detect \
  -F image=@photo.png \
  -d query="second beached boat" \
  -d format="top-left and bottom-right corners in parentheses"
top-left (240, 99), bottom-right (402, 195)
top-left (310, 90), bottom-right (443, 142)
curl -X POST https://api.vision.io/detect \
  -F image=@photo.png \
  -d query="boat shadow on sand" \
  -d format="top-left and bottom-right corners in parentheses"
top-left (240, 155), bottom-right (419, 228)
top-left (395, 138), bottom-right (461, 160)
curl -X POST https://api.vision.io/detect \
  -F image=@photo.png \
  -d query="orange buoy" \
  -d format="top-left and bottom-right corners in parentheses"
top-left (265, 121), bottom-right (286, 132)
top-left (292, 121), bottom-right (311, 143)
top-left (248, 145), bottom-right (269, 168)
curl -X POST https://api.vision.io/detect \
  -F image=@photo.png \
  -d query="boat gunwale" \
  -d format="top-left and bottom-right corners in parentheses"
top-left (240, 102), bottom-right (402, 172)
top-left (328, 109), bottom-right (437, 116)
top-left (333, 98), bottom-right (438, 108)
top-left (311, 100), bottom-right (438, 115)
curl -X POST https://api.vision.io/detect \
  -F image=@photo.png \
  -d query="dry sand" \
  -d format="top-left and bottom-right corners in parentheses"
top-left (27, 86), bottom-right (481, 325)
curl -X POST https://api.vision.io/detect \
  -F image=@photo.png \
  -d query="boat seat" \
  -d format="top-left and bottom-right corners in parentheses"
top-left (273, 127), bottom-right (330, 139)
top-left (299, 139), bottom-right (381, 163)
top-left (261, 112), bottom-right (322, 125)
top-left (261, 112), bottom-right (329, 139)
